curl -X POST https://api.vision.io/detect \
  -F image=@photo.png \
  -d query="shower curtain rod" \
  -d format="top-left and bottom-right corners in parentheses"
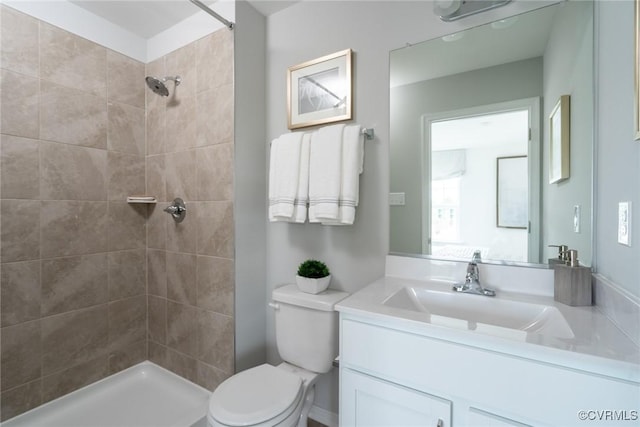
top-left (189, 0), bottom-right (234, 30)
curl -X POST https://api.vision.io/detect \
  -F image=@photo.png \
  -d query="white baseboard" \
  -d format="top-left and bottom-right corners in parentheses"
top-left (309, 405), bottom-right (338, 427)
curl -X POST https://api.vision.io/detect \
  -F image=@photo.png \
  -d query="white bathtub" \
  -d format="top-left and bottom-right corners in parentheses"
top-left (3, 361), bottom-right (211, 427)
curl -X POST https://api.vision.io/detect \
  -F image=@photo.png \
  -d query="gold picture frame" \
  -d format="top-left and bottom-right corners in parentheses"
top-left (635, 0), bottom-right (640, 139)
top-left (287, 49), bottom-right (352, 130)
top-left (549, 95), bottom-right (570, 184)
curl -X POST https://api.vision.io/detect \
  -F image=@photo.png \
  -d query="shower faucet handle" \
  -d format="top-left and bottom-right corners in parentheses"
top-left (163, 198), bottom-right (186, 223)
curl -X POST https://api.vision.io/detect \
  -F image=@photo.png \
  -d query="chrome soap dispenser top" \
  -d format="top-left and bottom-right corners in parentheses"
top-left (452, 250), bottom-right (496, 297)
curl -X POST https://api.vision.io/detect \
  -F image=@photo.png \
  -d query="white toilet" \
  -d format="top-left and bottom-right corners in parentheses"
top-left (207, 284), bottom-right (349, 427)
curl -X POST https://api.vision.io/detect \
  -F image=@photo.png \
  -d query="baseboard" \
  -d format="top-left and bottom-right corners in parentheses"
top-left (593, 273), bottom-right (640, 347)
top-left (309, 405), bottom-right (339, 427)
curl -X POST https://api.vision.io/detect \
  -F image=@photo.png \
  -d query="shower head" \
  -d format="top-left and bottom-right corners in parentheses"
top-left (145, 76), bottom-right (181, 97)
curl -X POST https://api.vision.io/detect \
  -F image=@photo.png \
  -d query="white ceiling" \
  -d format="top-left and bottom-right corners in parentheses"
top-left (69, 0), bottom-right (298, 39)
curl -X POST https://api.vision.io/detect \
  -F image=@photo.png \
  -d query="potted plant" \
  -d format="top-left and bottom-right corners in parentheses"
top-left (296, 259), bottom-right (331, 294)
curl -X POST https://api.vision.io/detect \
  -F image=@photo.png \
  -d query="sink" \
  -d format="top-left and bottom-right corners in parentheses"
top-left (383, 286), bottom-right (575, 339)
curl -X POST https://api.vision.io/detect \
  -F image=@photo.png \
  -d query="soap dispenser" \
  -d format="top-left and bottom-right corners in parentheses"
top-left (548, 244), bottom-right (569, 265)
top-left (553, 249), bottom-right (592, 306)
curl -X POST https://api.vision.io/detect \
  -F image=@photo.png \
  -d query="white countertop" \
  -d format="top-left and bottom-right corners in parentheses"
top-left (336, 274), bottom-right (640, 384)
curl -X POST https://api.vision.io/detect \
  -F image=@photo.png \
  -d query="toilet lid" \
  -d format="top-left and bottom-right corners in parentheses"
top-left (209, 364), bottom-right (303, 426)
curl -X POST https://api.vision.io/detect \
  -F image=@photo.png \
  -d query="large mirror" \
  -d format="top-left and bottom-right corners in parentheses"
top-left (390, 1), bottom-right (593, 267)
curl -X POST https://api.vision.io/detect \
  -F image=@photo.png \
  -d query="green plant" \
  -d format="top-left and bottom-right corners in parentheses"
top-left (297, 259), bottom-right (330, 279)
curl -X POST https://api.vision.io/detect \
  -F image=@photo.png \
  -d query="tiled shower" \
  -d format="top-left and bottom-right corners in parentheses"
top-left (0, 5), bottom-right (235, 421)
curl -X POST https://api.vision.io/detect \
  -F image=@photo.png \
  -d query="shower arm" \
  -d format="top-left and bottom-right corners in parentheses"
top-left (188, 0), bottom-right (234, 30)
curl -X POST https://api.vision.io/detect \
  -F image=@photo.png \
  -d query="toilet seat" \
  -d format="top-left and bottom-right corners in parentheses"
top-left (208, 364), bottom-right (304, 426)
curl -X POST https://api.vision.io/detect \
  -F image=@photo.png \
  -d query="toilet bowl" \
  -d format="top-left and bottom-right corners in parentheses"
top-left (207, 285), bottom-right (349, 427)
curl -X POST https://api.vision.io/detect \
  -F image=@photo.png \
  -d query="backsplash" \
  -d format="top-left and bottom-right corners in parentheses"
top-left (594, 274), bottom-right (640, 347)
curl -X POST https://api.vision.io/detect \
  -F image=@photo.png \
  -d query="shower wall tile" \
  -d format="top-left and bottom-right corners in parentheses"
top-left (108, 295), bottom-right (146, 350)
top-left (166, 252), bottom-right (197, 305)
top-left (41, 356), bottom-right (109, 404)
top-left (146, 155), bottom-right (166, 202)
top-left (41, 254), bottom-right (108, 317)
top-left (41, 305), bottom-right (109, 376)
top-left (108, 339), bottom-right (146, 374)
top-left (146, 105), bottom-right (166, 155)
top-left (107, 152), bottom-right (145, 201)
top-left (40, 142), bottom-right (107, 201)
top-left (40, 22), bottom-right (106, 97)
top-left (1, 261), bottom-right (40, 327)
top-left (107, 50), bottom-right (145, 109)
top-left (107, 202), bottom-right (146, 251)
top-left (196, 143), bottom-right (233, 201)
top-left (40, 201), bottom-right (108, 258)
top-left (147, 208), bottom-right (167, 250)
top-left (166, 96), bottom-right (197, 153)
top-left (196, 201), bottom-right (234, 258)
top-left (166, 210), bottom-right (197, 254)
top-left (196, 256), bottom-right (234, 316)
top-left (196, 30), bottom-right (233, 93)
top-left (149, 341), bottom-right (197, 384)
top-left (197, 310), bottom-right (234, 373)
top-left (108, 102), bottom-right (145, 155)
top-left (165, 43), bottom-right (196, 99)
top-left (166, 300), bottom-right (197, 357)
top-left (0, 69), bottom-right (39, 139)
top-left (196, 361), bottom-right (229, 391)
top-left (1, 199), bottom-right (40, 262)
top-left (196, 83), bottom-right (233, 147)
top-left (148, 295), bottom-right (167, 344)
top-left (0, 135), bottom-right (40, 200)
top-left (147, 249), bottom-right (167, 297)
top-left (1, 319), bottom-right (41, 390)
top-left (108, 249), bottom-right (146, 300)
top-left (0, 379), bottom-right (42, 422)
top-left (0, 6), bottom-right (39, 77)
top-left (166, 150), bottom-right (197, 201)
top-left (40, 81), bottom-right (107, 149)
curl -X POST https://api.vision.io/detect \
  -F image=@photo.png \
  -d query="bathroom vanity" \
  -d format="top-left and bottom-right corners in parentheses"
top-left (336, 257), bottom-right (640, 427)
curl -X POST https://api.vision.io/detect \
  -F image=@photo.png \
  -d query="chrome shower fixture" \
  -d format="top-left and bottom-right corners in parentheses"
top-left (145, 75), bottom-right (182, 97)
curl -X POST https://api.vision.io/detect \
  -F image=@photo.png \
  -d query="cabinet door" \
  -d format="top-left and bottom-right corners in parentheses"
top-left (468, 408), bottom-right (532, 427)
top-left (341, 368), bottom-right (452, 427)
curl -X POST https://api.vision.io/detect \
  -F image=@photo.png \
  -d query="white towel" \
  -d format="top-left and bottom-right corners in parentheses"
top-left (268, 132), bottom-right (303, 221)
top-left (291, 133), bottom-right (311, 223)
top-left (308, 124), bottom-right (345, 222)
top-left (322, 124), bottom-right (364, 225)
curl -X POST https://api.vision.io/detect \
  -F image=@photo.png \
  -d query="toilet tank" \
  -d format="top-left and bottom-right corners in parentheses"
top-left (271, 285), bottom-right (349, 374)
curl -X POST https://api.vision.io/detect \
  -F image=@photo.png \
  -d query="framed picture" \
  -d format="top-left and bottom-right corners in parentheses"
top-left (497, 156), bottom-right (528, 229)
top-left (634, 0), bottom-right (640, 141)
top-left (549, 95), bottom-right (570, 184)
top-left (287, 49), bottom-right (352, 130)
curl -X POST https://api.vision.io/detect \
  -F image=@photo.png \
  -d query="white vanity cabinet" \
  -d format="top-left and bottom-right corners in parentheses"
top-left (339, 316), bottom-right (640, 427)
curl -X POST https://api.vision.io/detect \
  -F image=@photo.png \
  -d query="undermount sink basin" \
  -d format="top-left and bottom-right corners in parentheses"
top-left (383, 286), bottom-right (575, 340)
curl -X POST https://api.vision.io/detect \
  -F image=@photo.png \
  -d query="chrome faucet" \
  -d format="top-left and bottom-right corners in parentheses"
top-left (452, 250), bottom-right (496, 297)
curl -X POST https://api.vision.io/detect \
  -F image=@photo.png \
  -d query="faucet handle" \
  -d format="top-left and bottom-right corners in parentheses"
top-left (549, 244), bottom-right (569, 261)
top-left (471, 250), bottom-right (482, 264)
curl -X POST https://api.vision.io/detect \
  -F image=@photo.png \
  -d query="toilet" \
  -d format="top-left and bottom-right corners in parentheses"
top-left (207, 284), bottom-right (349, 427)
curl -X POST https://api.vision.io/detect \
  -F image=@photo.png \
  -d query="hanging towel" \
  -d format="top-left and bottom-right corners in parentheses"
top-left (268, 132), bottom-right (303, 221)
top-left (322, 124), bottom-right (364, 225)
top-left (291, 133), bottom-right (311, 223)
top-left (308, 124), bottom-right (345, 222)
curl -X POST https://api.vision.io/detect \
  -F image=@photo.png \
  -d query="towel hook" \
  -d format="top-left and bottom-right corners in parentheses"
top-left (361, 128), bottom-right (375, 140)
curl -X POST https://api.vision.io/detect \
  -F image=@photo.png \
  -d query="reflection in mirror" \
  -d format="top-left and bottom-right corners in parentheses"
top-left (389, 1), bottom-right (593, 267)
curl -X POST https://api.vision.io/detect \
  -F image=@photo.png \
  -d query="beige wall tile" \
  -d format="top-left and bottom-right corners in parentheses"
top-left (166, 209), bottom-right (197, 254)
top-left (196, 256), bottom-right (234, 316)
top-left (41, 305), bottom-right (108, 376)
top-left (41, 356), bottom-right (109, 404)
top-left (165, 43), bottom-right (196, 99)
top-left (107, 152), bottom-right (145, 201)
top-left (40, 22), bottom-right (106, 97)
top-left (107, 50), bottom-right (145, 108)
top-left (108, 340), bottom-right (146, 374)
top-left (196, 201), bottom-right (234, 258)
top-left (108, 102), bottom-right (145, 155)
top-left (149, 341), bottom-right (197, 384)
top-left (108, 249), bottom-right (145, 300)
top-left (166, 96), bottom-right (197, 152)
top-left (40, 81), bottom-right (107, 149)
top-left (196, 30), bottom-right (233, 93)
top-left (147, 208), bottom-right (167, 250)
top-left (147, 249), bottom-right (167, 297)
top-left (146, 105), bottom-right (166, 155)
top-left (196, 143), bottom-right (233, 201)
top-left (196, 83), bottom-right (233, 147)
top-left (107, 202), bottom-right (146, 251)
top-left (41, 201), bottom-right (107, 258)
top-left (196, 361), bottom-right (230, 391)
top-left (1, 261), bottom-right (41, 327)
top-left (0, 5), bottom-right (39, 77)
top-left (166, 300), bottom-right (197, 357)
top-left (108, 295), bottom-right (146, 350)
top-left (0, 380), bottom-right (42, 422)
top-left (40, 142), bottom-right (107, 201)
top-left (148, 295), bottom-right (166, 344)
top-left (0, 69), bottom-right (39, 139)
top-left (166, 252), bottom-right (196, 305)
top-left (0, 135), bottom-right (40, 199)
top-left (1, 320), bottom-right (42, 390)
top-left (146, 155), bottom-right (166, 202)
top-left (166, 150), bottom-right (197, 201)
top-left (197, 309), bottom-right (234, 373)
top-left (1, 200), bottom-right (40, 262)
top-left (41, 254), bottom-right (108, 317)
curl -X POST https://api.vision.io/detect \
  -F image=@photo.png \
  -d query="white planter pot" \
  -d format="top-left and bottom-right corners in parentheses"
top-left (295, 275), bottom-right (331, 294)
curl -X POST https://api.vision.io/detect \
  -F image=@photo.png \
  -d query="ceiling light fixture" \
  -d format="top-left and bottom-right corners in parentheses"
top-left (434, 0), bottom-right (512, 22)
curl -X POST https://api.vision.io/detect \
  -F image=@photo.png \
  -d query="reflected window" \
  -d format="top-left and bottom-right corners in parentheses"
top-left (431, 177), bottom-right (461, 242)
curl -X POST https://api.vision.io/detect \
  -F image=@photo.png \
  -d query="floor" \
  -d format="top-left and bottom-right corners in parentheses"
top-left (308, 419), bottom-right (327, 427)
